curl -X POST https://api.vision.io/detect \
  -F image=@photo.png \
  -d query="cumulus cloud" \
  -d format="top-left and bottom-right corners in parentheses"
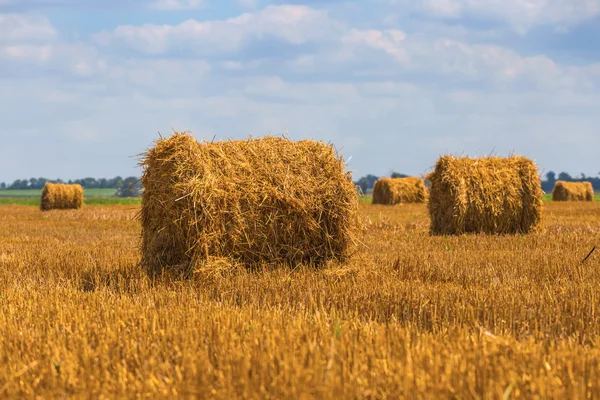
top-left (0, 13), bottom-right (56, 42)
top-left (341, 28), bottom-right (408, 64)
top-left (336, 27), bottom-right (600, 92)
top-left (0, 42), bottom-right (106, 77)
top-left (237, 0), bottom-right (259, 9)
top-left (91, 4), bottom-right (600, 93)
top-left (0, 44), bottom-right (52, 62)
top-left (0, 14), bottom-right (106, 76)
top-left (150, 0), bottom-right (205, 10)
top-left (0, 0), bottom-right (208, 11)
top-left (93, 5), bottom-right (343, 55)
top-left (1, 3), bottom-right (600, 181)
top-left (389, 0), bottom-right (600, 31)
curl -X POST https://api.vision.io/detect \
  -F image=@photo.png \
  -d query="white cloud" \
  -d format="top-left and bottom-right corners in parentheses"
top-left (390, 0), bottom-right (600, 31)
top-left (2, 60), bottom-right (599, 181)
top-left (422, 0), bottom-right (463, 17)
top-left (0, 41), bottom-right (106, 76)
top-left (1, 4), bottom-right (600, 182)
top-left (104, 58), bottom-right (212, 92)
top-left (0, 44), bottom-right (52, 62)
top-left (150, 0), bottom-right (206, 10)
top-left (0, 0), bottom-right (207, 11)
top-left (94, 5), bottom-right (343, 55)
top-left (0, 14), bottom-right (57, 42)
top-left (237, 0), bottom-right (259, 10)
top-left (92, 4), bottom-right (598, 93)
top-left (341, 28), bottom-right (408, 64)
top-left (0, 13), bottom-right (106, 76)
top-left (6, 5), bottom-right (599, 94)
top-left (337, 27), bottom-right (599, 92)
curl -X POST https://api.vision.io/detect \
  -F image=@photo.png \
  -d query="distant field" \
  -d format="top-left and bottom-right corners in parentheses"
top-left (0, 197), bottom-right (141, 206)
top-left (85, 197), bottom-right (141, 205)
top-left (539, 193), bottom-right (599, 202)
top-left (0, 188), bottom-right (117, 198)
top-left (0, 188), bottom-right (140, 206)
top-left (1, 190), bottom-right (597, 206)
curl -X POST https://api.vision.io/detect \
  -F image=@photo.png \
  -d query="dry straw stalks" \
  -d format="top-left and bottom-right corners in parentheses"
top-left (40, 183), bottom-right (84, 211)
top-left (139, 131), bottom-right (361, 276)
top-left (552, 180), bottom-right (594, 202)
top-left (427, 155), bottom-right (543, 235)
top-left (372, 177), bottom-right (427, 205)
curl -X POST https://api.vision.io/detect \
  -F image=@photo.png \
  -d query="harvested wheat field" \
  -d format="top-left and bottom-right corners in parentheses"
top-left (372, 177), bottom-right (427, 205)
top-left (1, 201), bottom-right (600, 398)
top-left (552, 180), bottom-right (595, 202)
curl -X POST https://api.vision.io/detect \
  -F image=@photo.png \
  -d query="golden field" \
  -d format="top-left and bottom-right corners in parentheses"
top-left (1, 201), bottom-right (599, 399)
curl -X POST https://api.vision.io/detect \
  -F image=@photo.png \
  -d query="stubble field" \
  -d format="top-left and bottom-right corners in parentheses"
top-left (1, 201), bottom-right (599, 398)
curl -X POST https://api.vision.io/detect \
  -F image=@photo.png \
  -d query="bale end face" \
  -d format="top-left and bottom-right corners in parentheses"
top-left (139, 131), bottom-right (361, 276)
top-left (427, 155), bottom-right (543, 235)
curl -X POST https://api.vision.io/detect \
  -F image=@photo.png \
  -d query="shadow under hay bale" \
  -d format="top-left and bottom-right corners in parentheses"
top-left (139, 131), bottom-right (361, 277)
top-left (552, 181), bottom-right (594, 202)
top-left (372, 177), bottom-right (427, 205)
top-left (40, 183), bottom-right (84, 211)
top-left (427, 155), bottom-right (543, 235)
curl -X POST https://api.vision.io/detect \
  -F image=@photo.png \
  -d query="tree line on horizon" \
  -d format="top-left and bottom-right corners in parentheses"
top-left (0, 176), bottom-right (142, 197)
top-left (1, 170), bottom-right (598, 197)
top-left (354, 171), bottom-right (600, 194)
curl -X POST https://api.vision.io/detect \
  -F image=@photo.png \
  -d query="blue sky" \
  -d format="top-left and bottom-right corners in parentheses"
top-left (1, 0), bottom-right (599, 182)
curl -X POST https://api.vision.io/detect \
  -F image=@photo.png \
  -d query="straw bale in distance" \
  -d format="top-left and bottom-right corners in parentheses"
top-left (139, 131), bottom-right (360, 275)
top-left (427, 155), bottom-right (543, 235)
top-left (372, 177), bottom-right (427, 205)
top-left (552, 181), bottom-right (594, 202)
top-left (40, 183), bottom-right (84, 211)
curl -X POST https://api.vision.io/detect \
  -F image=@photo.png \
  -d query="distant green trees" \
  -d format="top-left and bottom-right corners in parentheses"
top-left (7, 179), bottom-right (28, 190)
top-left (355, 174), bottom-right (380, 194)
top-left (116, 177), bottom-right (143, 198)
top-left (354, 170), bottom-right (600, 194)
top-left (541, 171), bottom-right (600, 192)
top-left (0, 176), bottom-right (142, 196)
top-left (355, 172), bottom-right (409, 193)
top-left (2, 169), bottom-right (598, 197)
top-left (544, 171), bottom-right (556, 189)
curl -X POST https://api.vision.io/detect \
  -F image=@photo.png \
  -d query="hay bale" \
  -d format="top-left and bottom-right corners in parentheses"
top-left (427, 155), bottom-right (543, 235)
top-left (139, 131), bottom-right (360, 276)
top-left (40, 183), bottom-right (84, 211)
top-left (372, 177), bottom-right (427, 205)
top-left (552, 181), bottom-right (594, 202)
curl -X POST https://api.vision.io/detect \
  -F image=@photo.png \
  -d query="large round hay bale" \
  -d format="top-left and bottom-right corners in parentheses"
top-left (40, 183), bottom-right (84, 211)
top-left (372, 177), bottom-right (427, 205)
top-left (427, 155), bottom-right (543, 235)
top-left (552, 181), bottom-right (594, 202)
top-left (139, 131), bottom-right (360, 275)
